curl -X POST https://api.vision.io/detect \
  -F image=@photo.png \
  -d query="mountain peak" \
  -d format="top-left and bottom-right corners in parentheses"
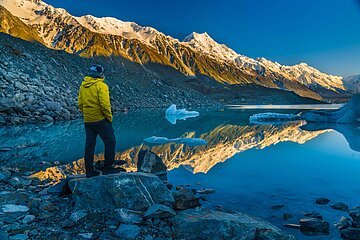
top-left (182, 32), bottom-right (211, 42)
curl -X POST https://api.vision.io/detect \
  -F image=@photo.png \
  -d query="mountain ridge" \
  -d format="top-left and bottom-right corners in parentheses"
top-left (0, 0), bottom-right (355, 103)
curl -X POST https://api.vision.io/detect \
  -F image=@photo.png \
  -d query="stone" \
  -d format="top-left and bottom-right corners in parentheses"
top-left (0, 192), bottom-right (29, 205)
top-left (78, 233), bottom-right (93, 239)
top-left (171, 209), bottom-right (294, 240)
top-left (303, 211), bottom-right (323, 219)
top-left (283, 224), bottom-right (300, 229)
top-left (330, 202), bottom-right (348, 211)
top-left (0, 169), bottom-right (11, 182)
top-left (173, 189), bottom-right (200, 210)
top-left (340, 228), bottom-right (360, 240)
top-left (334, 216), bottom-right (351, 230)
top-left (22, 215), bottom-right (35, 224)
top-left (1, 205), bottom-right (29, 213)
top-left (70, 210), bottom-right (88, 222)
top-left (196, 188), bottom-right (215, 194)
top-left (9, 234), bottom-right (27, 240)
top-left (61, 219), bottom-right (76, 229)
top-left (271, 204), bottom-right (285, 210)
top-left (68, 172), bottom-right (174, 211)
top-left (315, 198), bottom-right (330, 205)
top-left (144, 204), bottom-right (176, 219)
top-left (47, 175), bottom-right (83, 196)
top-left (137, 150), bottom-right (167, 181)
top-left (348, 206), bottom-right (360, 227)
top-left (0, 98), bottom-right (13, 111)
top-left (283, 213), bottom-right (293, 220)
top-left (0, 230), bottom-right (8, 240)
top-left (114, 224), bottom-right (141, 239)
top-left (0, 115), bottom-right (5, 125)
top-left (299, 217), bottom-right (329, 235)
top-left (44, 101), bottom-right (62, 112)
top-left (113, 208), bottom-right (143, 224)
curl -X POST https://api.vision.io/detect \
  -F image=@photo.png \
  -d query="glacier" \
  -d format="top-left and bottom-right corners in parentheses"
top-left (249, 113), bottom-right (302, 124)
top-left (144, 136), bottom-right (207, 146)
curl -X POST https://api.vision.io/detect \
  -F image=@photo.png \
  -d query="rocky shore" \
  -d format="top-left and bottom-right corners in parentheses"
top-left (1, 150), bottom-right (359, 239)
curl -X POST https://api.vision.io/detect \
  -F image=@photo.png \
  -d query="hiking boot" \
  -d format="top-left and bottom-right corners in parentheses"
top-left (95, 160), bottom-right (126, 171)
top-left (102, 166), bottom-right (126, 175)
top-left (86, 170), bottom-right (101, 178)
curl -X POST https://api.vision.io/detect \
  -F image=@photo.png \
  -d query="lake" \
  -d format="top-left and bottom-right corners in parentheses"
top-left (1, 107), bottom-right (359, 239)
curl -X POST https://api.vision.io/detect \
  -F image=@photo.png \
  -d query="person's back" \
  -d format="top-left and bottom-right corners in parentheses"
top-left (78, 65), bottom-right (122, 177)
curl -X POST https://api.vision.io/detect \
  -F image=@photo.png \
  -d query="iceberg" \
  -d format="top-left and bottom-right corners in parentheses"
top-left (249, 113), bottom-right (302, 124)
top-left (144, 136), bottom-right (207, 146)
top-left (165, 105), bottom-right (199, 124)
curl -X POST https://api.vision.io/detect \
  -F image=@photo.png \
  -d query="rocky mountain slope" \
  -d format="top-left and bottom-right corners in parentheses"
top-left (0, 0), bottom-right (352, 103)
top-left (343, 75), bottom-right (360, 93)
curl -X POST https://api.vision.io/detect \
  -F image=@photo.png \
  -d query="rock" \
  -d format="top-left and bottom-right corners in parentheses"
top-left (0, 169), bottom-right (11, 182)
top-left (22, 215), bottom-right (35, 224)
top-left (330, 202), bottom-right (349, 211)
top-left (137, 150), bottom-right (167, 181)
top-left (0, 230), bottom-right (8, 240)
top-left (283, 223), bottom-right (300, 229)
top-left (335, 216), bottom-right (351, 230)
top-left (41, 115), bottom-right (53, 122)
top-left (114, 224), bottom-right (141, 239)
top-left (299, 217), bottom-right (329, 235)
top-left (47, 175), bottom-right (83, 196)
top-left (171, 209), bottom-right (294, 239)
top-left (68, 172), bottom-right (174, 211)
top-left (315, 198), bottom-right (330, 205)
top-left (0, 115), bottom-right (5, 125)
top-left (303, 211), bottom-right (323, 219)
top-left (173, 189), bottom-right (200, 210)
top-left (78, 233), bottom-right (93, 239)
top-left (9, 234), bottom-right (27, 240)
top-left (69, 210), bottom-right (87, 222)
top-left (349, 206), bottom-right (360, 227)
top-left (1, 204), bottom-right (29, 213)
top-left (144, 204), bottom-right (176, 219)
top-left (113, 208), bottom-right (143, 224)
top-left (302, 94), bottom-right (360, 124)
top-left (271, 204), bottom-right (285, 210)
top-left (196, 188), bottom-right (215, 194)
top-left (340, 228), bottom-right (360, 240)
top-left (0, 98), bottom-right (13, 111)
top-left (283, 213), bottom-right (293, 220)
top-left (61, 219), bottom-right (76, 229)
top-left (44, 101), bottom-right (62, 112)
top-left (0, 192), bottom-right (29, 205)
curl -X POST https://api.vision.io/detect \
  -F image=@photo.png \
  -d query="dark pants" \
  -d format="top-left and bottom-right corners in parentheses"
top-left (84, 119), bottom-right (116, 174)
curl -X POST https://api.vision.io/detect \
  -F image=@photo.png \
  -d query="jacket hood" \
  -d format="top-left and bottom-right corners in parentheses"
top-left (82, 76), bottom-right (105, 88)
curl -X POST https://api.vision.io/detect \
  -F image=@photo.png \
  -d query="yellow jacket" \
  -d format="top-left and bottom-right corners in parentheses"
top-left (78, 76), bottom-right (112, 123)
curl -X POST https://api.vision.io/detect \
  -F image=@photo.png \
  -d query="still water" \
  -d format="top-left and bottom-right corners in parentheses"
top-left (1, 107), bottom-right (359, 239)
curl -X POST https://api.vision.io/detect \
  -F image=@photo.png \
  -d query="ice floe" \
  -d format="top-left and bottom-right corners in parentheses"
top-left (144, 136), bottom-right (207, 146)
top-left (165, 105), bottom-right (199, 124)
top-left (249, 113), bottom-right (302, 124)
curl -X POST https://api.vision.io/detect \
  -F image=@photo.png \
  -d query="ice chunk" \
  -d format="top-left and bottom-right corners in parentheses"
top-left (165, 105), bottom-right (199, 124)
top-left (249, 113), bottom-right (301, 124)
top-left (144, 136), bottom-right (207, 146)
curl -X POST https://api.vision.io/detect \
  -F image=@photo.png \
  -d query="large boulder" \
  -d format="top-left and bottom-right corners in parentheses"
top-left (68, 172), bottom-right (174, 211)
top-left (301, 94), bottom-right (360, 124)
top-left (170, 209), bottom-right (295, 240)
top-left (137, 150), bottom-right (167, 181)
top-left (299, 217), bottom-right (329, 235)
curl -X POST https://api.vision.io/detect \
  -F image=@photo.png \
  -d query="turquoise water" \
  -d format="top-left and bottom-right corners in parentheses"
top-left (1, 108), bottom-right (359, 239)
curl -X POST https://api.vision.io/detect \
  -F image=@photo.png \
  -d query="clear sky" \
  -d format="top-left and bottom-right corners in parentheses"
top-left (46, 0), bottom-right (360, 77)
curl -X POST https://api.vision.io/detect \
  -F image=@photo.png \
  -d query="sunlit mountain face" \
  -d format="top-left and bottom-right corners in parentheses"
top-left (0, 0), bottom-right (354, 103)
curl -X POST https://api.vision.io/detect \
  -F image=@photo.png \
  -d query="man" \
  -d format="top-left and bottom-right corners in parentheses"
top-left (78, 65), bottom-right (121, 177)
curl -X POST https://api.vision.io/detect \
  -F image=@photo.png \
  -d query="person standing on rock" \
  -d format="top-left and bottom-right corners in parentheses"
top-left (78, 64), bottom-right (122, 177)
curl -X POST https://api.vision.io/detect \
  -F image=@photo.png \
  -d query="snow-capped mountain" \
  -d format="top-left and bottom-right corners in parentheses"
top-left (0, 0), bottom-right (352, 101)
top-left (343, 75), bottom-right (360, 93)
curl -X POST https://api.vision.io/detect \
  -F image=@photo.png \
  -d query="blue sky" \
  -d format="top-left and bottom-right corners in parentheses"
top-left (46, 0), bottom-right (360, 76)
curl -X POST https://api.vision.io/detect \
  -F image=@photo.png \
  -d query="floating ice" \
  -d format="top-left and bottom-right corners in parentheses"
top-left (144, 136), bottom-right (207, 146)
top-left (165, 104), bottom-right (199, 124)
top-left (249, 113), bottom-right (302, 124)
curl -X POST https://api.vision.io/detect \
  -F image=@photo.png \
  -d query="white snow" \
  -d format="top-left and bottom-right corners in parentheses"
top-left (182, 32), bottom-right (238, 61)
top-left (144, 136), bottom-right (207, 146)
top-left (249, 113), bottom-right (302, 124)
